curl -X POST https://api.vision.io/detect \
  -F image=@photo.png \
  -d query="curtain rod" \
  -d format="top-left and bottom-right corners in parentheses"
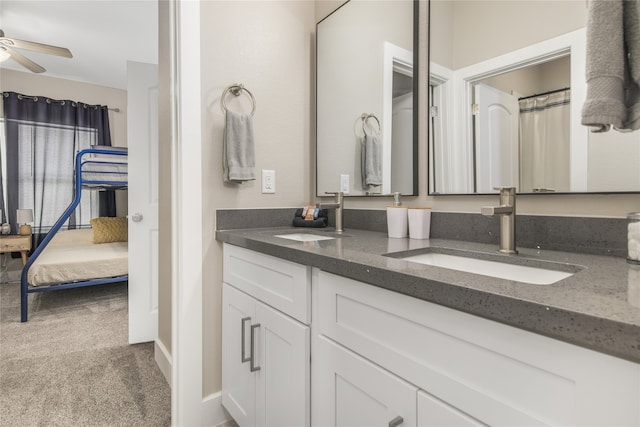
top-left (1, 92), bottom-right (120, 112)
top-left (518, 87), bottom-right (570, 101)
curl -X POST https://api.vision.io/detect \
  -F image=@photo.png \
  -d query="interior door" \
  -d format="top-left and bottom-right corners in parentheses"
top-left (391, 91), bottom-right (414, 193)
top-left (127, 61), bottom-right (159, 344)
top-left (474, 83), bottom-right (519, 193)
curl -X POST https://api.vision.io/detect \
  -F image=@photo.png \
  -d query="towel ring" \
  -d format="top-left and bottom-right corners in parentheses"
top-left (221, 83), bottom-right (256, 116)
top-left (361, 113), bottom-right (381, 135)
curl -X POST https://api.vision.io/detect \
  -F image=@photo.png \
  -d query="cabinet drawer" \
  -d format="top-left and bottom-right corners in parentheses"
top-left (314, 270), bottom-right (640, 426)
top-left (417, 390), bottom-right (483, 427)
top-left (312, 334), bottom-right (417, 427)
top-left (0, 236), bottom-right (31, 252)
top-left (223, 243), bottom-right (310, 324)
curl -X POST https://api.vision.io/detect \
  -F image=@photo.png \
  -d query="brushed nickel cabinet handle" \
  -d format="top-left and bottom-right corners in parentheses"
top-left (389, 416), bottom-right (403, 427)
top-left (250, 323), bottom-right (261, 372)
top-left (241, 317), bottom-right (251, 363)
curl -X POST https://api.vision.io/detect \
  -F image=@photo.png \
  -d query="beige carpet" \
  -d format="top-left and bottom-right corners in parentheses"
top-left (0, 276), bottom-right (171, 426)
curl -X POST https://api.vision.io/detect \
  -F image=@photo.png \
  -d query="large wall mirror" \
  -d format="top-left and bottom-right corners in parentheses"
top-left (429, 0), bottom-right (640, 195)
top-left (317, 0), bottom-right (418, 197)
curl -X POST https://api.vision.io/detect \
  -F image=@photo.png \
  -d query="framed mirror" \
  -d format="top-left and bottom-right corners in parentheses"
top-left (316, 0), bottom-right (418, 197)
top-left (428, 0), bottom-right (640, 195)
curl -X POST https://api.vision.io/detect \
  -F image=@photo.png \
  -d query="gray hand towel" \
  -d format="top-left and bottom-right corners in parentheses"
top-left (624, 0), bottom-right (640, 130)
top-left (581, 0), bottom-right (640, 132)
top-left (223, 110), bottom-right (256, 183)
top-left (361, 133), bottom-right (382, 188)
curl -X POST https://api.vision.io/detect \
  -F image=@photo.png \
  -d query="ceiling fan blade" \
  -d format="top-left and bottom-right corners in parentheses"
top-left (2, 46), bottom-right (45, 73)
top-left (0, 37), bottom-right (72, 58)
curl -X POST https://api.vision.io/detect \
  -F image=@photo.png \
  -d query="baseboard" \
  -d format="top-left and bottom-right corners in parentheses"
top-left (203, 391), bottom-right (232, 427)
top-left (154, 339), bottom-right (172, 387)
top-left (153, 342), bottom-right (231, 426)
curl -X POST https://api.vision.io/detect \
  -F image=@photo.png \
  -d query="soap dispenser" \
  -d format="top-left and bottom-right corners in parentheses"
top-left (386, 192), bottom-right (408, 238)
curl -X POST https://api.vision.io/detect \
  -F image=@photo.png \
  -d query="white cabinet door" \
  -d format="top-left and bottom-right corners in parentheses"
top-left (223, 282), bottom-right (310, 427)
top-left (312, 334), bottom-right (417, 427)
top-left (255, 301), bottom-right (310, 427)
top-left (417, 390), bottom-right (485, 427)
top-left (222, 284), bottom-right (256, 427)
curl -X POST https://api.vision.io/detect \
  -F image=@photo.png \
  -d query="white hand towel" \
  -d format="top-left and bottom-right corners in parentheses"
top-left (581, 0), bottom-right (640, 132)
top-left (223, 110), bottom-right (256, 183)
top-left (361, 133), bottom-right (382, 187)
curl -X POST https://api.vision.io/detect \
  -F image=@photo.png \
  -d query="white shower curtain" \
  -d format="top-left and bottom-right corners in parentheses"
top-left (519, 90), bottom-right (571, 192)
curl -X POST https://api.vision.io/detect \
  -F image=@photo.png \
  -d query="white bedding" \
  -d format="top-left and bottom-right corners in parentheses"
top-left (28, 229), bottom-right (128, 287)
top-left (81, 160), bottom-right (128, 186)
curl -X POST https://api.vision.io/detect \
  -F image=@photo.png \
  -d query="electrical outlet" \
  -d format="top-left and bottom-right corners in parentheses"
top-left (262, 169), bottom-right (275, 194)
top-left (340, 174), bottom-right (350, 193)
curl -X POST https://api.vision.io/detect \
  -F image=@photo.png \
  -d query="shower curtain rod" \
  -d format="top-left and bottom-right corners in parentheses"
top-left (518, 87), bottom-right (570, 101)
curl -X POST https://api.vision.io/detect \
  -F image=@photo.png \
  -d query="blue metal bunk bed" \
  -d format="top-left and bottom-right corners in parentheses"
top-left (20, 147), bottom-right (128, 322)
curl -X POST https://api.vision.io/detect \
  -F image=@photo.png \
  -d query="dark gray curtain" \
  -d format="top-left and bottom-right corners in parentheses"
top-left (2, 91), bottom-right (116, 247)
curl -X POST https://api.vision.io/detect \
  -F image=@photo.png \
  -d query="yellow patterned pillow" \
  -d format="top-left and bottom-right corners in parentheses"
top-left (90, 217), bottom-right (128, 244)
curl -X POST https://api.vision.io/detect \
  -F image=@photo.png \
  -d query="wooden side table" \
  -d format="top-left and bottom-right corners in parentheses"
top-left (0, 234), bottom-right (32, 265)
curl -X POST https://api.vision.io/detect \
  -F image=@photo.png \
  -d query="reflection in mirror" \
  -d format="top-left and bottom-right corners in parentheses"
top-left (317, 0), bottom-right (417, 197)
top-left (428, 0), bottom-right (640, 195)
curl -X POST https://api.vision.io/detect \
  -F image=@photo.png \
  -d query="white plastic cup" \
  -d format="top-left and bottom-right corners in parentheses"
top-left (408, 208), bottom-right (431, 240)
top-left (386, 206), bottom-right (408, 238)
top-left (629, 268), bottom-right (640, 308)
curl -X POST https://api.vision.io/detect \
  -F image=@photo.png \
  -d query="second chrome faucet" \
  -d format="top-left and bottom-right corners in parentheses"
top-left (316, 191), bottom-right (344, 233)
top-left (481, 186), bottom-right (517, 254)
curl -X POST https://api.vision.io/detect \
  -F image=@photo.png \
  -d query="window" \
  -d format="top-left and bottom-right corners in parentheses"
top-left (13, 121), bottom-right (98, 232)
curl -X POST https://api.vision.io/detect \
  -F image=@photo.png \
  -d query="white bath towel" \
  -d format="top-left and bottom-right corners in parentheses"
top-left (223, 110), bottom-right (256, 183)
top-left (581, 0), bottom-right (640, 132)
top-left (361, 133), bottom-right (382, 188)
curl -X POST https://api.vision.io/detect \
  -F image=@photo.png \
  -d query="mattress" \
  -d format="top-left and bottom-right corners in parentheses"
top-left (28, 229), bottom-right (128, 287)
top-left (81, 159), bottom-right (128, 188)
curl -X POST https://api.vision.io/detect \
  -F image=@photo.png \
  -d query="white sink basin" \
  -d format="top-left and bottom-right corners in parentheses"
top-left (400, 252), bottom-right (574, 285)
top-left (274, 233), bottom-right (336, 242)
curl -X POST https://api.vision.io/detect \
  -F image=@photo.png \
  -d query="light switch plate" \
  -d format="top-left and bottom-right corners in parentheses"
top-left (262, 169), bottom-right (275, 193)
top-left (340, 174), bottom-right (350, 193)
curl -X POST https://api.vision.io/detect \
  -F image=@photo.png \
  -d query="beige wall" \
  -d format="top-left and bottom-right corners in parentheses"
top-left (156, 0), bottom-right (639, 407)
top-left (157, 0), bottom-right (172, 358)
top-left (450, 1), bottom-right (586, 69)
top-left (0, 69), bottom-right (129, 216)
top-left (199, 0), bottom-right (316, 396)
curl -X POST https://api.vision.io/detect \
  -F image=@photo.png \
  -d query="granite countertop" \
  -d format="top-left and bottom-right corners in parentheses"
top-left (216, 226), bottom-right (640, 364)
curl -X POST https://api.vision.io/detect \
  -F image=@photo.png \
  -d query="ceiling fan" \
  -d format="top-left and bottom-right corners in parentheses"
top-left (0, 29), bottom-right (72, 73)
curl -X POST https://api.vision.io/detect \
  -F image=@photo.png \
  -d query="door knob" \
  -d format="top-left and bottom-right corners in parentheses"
top-left (132, 213), bottom-right (143, 222)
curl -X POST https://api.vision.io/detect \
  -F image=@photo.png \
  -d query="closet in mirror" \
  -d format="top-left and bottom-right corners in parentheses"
top-left (428, 0), bottom-right (640, 195)
top-left (316, 0), bottom-right (418, 197)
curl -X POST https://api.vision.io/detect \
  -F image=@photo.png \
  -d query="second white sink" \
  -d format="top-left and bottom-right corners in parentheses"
top-left (274, 233), bottom-right (336, 242)
top-left (399, 252), bottom-right (575, 285)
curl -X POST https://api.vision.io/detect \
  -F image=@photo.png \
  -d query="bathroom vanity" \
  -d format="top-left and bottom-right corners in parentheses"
top-left (217, 227), bottom-right (640, 426)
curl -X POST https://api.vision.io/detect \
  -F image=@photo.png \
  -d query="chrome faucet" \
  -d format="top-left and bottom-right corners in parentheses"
top-left (317, 191), bottom-right (344, 233)
top-left (481, 186), bottom-right (517, 254)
